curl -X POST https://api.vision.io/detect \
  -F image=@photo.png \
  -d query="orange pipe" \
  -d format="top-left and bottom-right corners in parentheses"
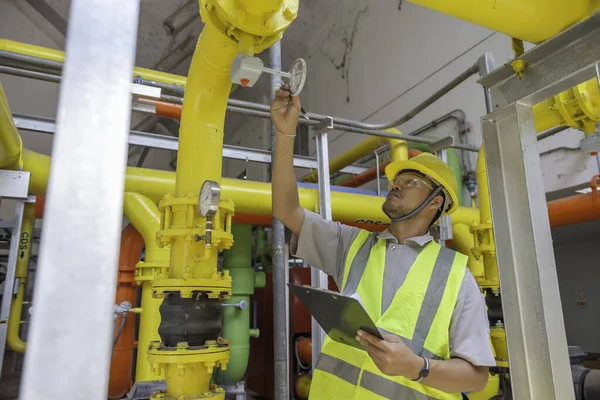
top-left (138, 98), bottom-right (182, 120)
top-left (341, 161), bottom-right (391, 188)
top-left (109, 224), bottom-right (144, 399)
top-left (548, 174), bottom-right (600, 227)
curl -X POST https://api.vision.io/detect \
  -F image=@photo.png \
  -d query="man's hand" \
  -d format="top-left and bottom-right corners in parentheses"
top-left (270, 83), bottom-right (300, 135)
top-left (357, 330), bottom-right (423, 379)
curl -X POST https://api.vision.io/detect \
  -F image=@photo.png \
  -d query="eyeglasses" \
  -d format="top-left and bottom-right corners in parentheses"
top-left (388, 175), bottom-right (434, 191)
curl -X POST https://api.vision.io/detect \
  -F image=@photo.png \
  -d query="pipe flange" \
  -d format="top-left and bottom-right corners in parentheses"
top-left (150, 385), bottom-right (225, 400)
top-left (200, 0), bottom-right (298, 54)
top-left (152, 276), bottom-right (232, 299)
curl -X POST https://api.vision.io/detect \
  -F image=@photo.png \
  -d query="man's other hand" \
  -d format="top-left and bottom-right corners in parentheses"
top-left (271, 83), bottom-right (300, 135)
top-left (357, 330), bottom-right (423, 379)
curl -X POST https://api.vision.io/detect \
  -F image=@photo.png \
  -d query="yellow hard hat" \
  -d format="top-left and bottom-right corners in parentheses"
top-left (384, 153), bottom-right (459, 215)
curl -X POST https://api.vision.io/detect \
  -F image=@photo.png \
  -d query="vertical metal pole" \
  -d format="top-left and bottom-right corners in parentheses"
top-left (270, 40), bottom-right (289, 400)
top-left (0, 198), bottom-right (27, 376)
top-left (482, 103), bottom-right (574, 399)
top-left (312, 118), bottom-right (333, 367)
top-left (20, 1), bottom-right (140, 399)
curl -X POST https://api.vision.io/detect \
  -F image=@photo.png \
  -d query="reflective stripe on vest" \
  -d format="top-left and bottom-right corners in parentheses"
top-left (311, 230), bottom-right (467, 400)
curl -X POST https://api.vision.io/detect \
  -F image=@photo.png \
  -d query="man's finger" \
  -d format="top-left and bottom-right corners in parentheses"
top-left (274, 89), bottom-right (292, 99)
top-left (365, 346), bottom-right (386, 365)
top-left (291, 94), bottom-right (301, 109)
top-left (357, 335), bottom-right (387, 357)
top-left (358, 330), bottom-right (388, 351)
top-left (382, 333), bottom-right (401, 343)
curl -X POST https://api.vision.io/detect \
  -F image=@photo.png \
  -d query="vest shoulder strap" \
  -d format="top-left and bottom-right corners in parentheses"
top-left (341, 229), bottom-right (373, 291)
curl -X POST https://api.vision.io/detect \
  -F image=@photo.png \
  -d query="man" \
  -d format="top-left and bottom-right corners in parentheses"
top-left (271, 84), bottom-right (495, 400)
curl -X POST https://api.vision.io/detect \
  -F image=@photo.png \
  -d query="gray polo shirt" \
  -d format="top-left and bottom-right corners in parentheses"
top-left (291, 210), bottom-right (496, 372)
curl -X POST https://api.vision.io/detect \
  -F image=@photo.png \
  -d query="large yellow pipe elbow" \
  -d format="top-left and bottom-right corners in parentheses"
top-left (301, 129), bottom-right (407, 183)
top-left (408, 0), bottom-right (600, 43)
top-left (123, 192), bottom-right (168, 383)
top-left (123, 192), bottom-right (160, 246)
top-left (6, 203), bottom-right (35, 353)
top-left (0, 81), bottom-right (22, 169)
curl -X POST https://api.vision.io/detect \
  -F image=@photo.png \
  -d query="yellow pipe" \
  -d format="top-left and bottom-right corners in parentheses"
top-left (301, 129), bottom-right (407, 183)
top-left (533, 78), bottom-right (600, 134)
top-left (0, 81), bottom-right (22, 169)
top-left (6, 203), bottom-right (35, 353)
top-left (0, 39), bottom-right (187, 87)
top-left (472, 146), bottom-right (499, 289)
top-left (408, 0), bottom-right (600, 43)
top-left (22, 149), bottom-right (481, 226)
top-left (167, 21), bottom-right (238, 282)
top-left (451, 223), bottom-right (484, 282)
top-left (123, 192), bottom-right (169, 383)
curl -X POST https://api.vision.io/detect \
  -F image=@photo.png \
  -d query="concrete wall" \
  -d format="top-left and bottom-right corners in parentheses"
top-left (553, 220), bottom-right (600, 354)
top-left (302, 1), bottom-right (597, 196)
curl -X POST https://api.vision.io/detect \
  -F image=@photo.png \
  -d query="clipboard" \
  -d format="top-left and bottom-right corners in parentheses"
top-left (288, 283), bottom-right (384, 350)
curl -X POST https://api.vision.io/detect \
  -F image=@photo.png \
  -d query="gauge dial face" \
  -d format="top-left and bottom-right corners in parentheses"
top-left (199, 180), bottom-right (220, 217)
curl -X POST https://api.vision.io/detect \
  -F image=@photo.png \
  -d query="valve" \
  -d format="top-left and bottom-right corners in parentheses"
top-left (221, 300), bottom-right (248, 310)
top-left (231, 55), bottom-right (307, 95)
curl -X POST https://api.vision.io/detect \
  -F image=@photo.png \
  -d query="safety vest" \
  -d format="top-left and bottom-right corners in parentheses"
top-left (309, 230), bottom-right (467, 400)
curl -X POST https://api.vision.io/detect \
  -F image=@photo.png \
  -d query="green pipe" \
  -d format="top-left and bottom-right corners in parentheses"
top-left (333, 141), bottom-right (465, 205)
top-left (215, 223), bottom-right (257, 386)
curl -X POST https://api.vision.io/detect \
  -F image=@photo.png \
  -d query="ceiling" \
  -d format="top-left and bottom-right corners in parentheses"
top-left (37, 0), bottom-right (331, 145)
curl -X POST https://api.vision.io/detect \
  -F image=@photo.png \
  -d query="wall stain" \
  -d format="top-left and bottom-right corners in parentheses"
top-left (309, 6), bottom-right (369, 103)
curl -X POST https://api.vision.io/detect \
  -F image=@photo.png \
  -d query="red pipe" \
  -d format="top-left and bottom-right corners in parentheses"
top-left (109, 224), bottom-right (144, 399)
top-left (341, 149), bottom-right (422, 188)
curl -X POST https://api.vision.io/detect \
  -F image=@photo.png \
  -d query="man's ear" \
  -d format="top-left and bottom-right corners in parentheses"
top-left (429, 195), bottom-right (444, 209)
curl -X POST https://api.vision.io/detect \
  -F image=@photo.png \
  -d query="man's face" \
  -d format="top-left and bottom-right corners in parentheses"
top-left (382, 171), bottom-right (436, 220)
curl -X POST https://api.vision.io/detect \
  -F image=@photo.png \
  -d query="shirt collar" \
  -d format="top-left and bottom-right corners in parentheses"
top-left (377, 228), bottom-right (434, 247)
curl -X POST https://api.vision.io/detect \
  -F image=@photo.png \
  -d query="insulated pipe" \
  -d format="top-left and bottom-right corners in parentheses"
top-left (122, 192), bottom-right (169, 383)
top-left (0, 81), bottom-right (22, 169)
top-left (6, 203), bottom-right (34, 353)
top-left (408, 0), bottom-right (600, 43)
top-left (109, 224), bottom-right (144, 400)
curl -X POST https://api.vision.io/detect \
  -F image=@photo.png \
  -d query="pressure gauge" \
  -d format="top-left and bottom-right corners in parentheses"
top-left (199, 180), bottom-right (220, 217)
